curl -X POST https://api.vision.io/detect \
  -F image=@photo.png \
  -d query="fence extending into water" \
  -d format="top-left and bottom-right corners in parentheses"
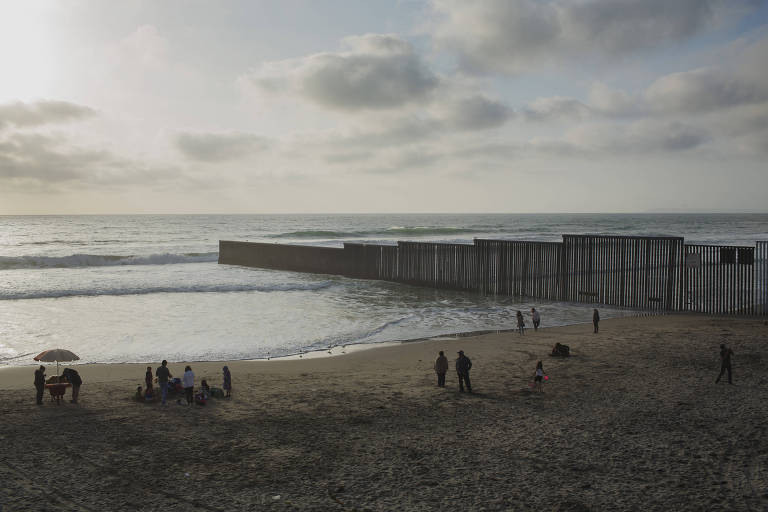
top-left (219, 236), bottom-right (768, 316)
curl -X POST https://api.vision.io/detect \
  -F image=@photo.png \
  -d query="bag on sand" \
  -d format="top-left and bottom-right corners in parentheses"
top-left (194, 392), bottom-right (206, 406)
top-left (551, 343), bottom-right (570, 357)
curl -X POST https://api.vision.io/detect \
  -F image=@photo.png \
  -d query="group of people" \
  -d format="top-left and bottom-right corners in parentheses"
top-left (33, 365), bottom-right (82, 405)
top-left (136, 360), bottom-right (233, 406)
top-left (514, 307), bottom-right (542, 335)
top-left (433, 350), bottom-right (547, 393)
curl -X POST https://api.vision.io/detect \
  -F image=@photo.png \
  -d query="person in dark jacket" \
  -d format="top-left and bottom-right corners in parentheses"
top-left (456, 350), bottom-right (472, 393)
top-left (34, 365), bottom-right (46, 405)
top-left (592, 309), bottom-right (600, 333)
top-left (61, 368), bottom-right (82, 404)
top-left (434, 351), bottom-right (449, 387)
top-left (145, 366), bottom-right (153, 393)
top-left (716, 344), bottom-right (734, 384)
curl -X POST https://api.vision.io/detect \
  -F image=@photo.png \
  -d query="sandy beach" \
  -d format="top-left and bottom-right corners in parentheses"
top-left (1, 314), bottom-right (767, 511)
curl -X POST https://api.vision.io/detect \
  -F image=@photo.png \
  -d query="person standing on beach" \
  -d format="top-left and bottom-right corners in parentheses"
top-left (531, 308), bottom-right (541, 332)
top-left (533, 361), bottom-right (544, 393)
top-left (434, 351), bottom-right (449, 387)
top-left (145, 366), bottom-right (153, 393)
top-left (156, 360), bottom-right (172, 405)
top-left (716, 344), bottom-right (735, 384)
top-left (183, 366), bottom-right (195, 405)
top-left (592, 309), bottom-right (600, 333)
top-left (34, 365), bottom-right (46, 405)
top-left (516, 311), bottom-right (525, 335)
top-left (222, 366), bottom-right (232, 398)
top-left (61, 368), bottom-right (82, 404)
top-left (456, 350), bottom-right (472, 393)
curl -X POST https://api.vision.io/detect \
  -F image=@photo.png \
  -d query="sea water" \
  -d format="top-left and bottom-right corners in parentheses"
top-left (1, 214), bottom-right (766, 365)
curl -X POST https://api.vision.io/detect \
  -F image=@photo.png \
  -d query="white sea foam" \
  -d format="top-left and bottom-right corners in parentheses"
top-left (0, 252), bottom-right (219, 270)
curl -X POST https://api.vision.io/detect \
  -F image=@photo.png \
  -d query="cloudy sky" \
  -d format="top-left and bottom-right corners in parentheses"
top-left (1, 0), bottom-right (767, 214)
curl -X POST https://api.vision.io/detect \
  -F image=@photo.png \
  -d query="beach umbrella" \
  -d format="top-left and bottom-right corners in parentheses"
top-left (33, 348), bottom-right (80, 376)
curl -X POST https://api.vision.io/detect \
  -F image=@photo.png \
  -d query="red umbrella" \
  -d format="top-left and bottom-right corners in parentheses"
top-left (34, 348), bottom-right (80, 376)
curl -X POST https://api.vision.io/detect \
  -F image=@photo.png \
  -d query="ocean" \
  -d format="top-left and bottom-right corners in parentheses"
top-left (1, 213), bottom-right (766, 366)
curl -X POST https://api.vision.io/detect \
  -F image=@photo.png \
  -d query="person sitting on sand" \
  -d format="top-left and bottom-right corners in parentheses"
top-left (456, 350), bottom-right (472, 393)
top-left (135, 385), bottom-right (143, 401)
top-left (145, 366), bottom-right (153, 393)
top-left (516, 311), bottom-right (525, 335)
top-left (434, 351), bottom-right (448, 387)
top-left (200, 379), bottom-right (210, 400)
top-left (533, 361), bottom-right (544, 393)
top-left (716, 343), bottom-right (734, 384)
top-left (182, 366), bottom-right (195, 405)
top-left (222, 366), bottom-right (232, 398)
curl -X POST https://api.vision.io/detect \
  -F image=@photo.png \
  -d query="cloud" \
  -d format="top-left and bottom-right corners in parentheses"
top-left (523, 96), bottom-right (591, 121)
top-left (645, 66), bottom-right (768, 114)
top-left (441, 95), bottom-right (513, 130)
top-left (430, 0), bottom-right (749, 74)
top-left (563, 120), bottom-right (709, 154)
top-left (0, 100), bottom-right (96, 130)
top-left (243, 34), bottom-right (439, 111)
top-left (175, 132), bottom-right (271, 162)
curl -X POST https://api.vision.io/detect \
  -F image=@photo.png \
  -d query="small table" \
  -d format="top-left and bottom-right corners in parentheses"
top-left (45, 383), bottom-right (71, 404)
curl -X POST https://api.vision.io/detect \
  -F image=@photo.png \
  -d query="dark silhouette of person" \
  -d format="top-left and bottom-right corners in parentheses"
top-left (434, 351), bottom-right (448, 387)
top-left (593, 309), bottom-right (600, 333)
top-left (61, 368), bottom-right (82, 404)
top-left (145, 366), bottom-right (153, 392)
top-left (34, 365), bottom-right (46, 405)
top-left (716, 344), bottom-right (734, 384)
top-left (456, 350), bottom-right (472, 393)
top-left (516, 311), bottom-right (525, 335)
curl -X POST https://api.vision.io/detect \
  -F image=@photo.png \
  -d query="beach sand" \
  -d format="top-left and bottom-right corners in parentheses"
top-left (1, 314), bottom-right (767, 511)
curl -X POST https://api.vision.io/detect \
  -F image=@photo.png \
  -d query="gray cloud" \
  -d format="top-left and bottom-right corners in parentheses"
top-left (175, 132), bottom-right (270, 162)
top-left (645, 67), bottom-right (768, 113)
top-left (431, 0), bottom-right (748, 74)
top-left (0, 100), bottom-right (96, 130)
top-left (523, 96), bottom-right (591, 121)
top-left (443, 95), bottom-right (513, 130)
top-left (246, 34), bottom-right (438, 111)
top-left (0, 132), bottom-right (181, 188)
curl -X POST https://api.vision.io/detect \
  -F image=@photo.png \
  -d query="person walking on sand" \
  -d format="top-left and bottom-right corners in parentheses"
top-left (716, 343), bottom-right (735, 384)
top-left (155, 360), bottom-right (172, 405)
top-left (592, 309), bottom-right (600, 333)
top-left (434, 351), bottom-right (449, 387)
top-left (456, 350), bottom-right (472, 393)
top-left (222, 366), bottom-right (232, 398)
top-left (182, 366), bottom-right (195, 405)
top-left (34, 365), bottom-right (46, 405)
top-left (516, 310), bottom-right (525, 335)
top-left (531, 307), bottom-right (541, 331)
top-left (533, 361), bottom-right (545, 393)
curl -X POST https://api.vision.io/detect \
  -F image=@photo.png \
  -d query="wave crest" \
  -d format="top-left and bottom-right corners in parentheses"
top-left (0, 252), bottom-right (219, 270)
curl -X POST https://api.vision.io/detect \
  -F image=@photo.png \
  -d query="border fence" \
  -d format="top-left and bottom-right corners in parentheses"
top-left (219, 235), bottom-right (768, 316)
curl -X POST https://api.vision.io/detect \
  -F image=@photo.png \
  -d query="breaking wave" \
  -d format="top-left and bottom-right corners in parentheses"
top-left (0, 252), bottom-right (219, 270)
top-left (0, 280), bottom-right (334, 301)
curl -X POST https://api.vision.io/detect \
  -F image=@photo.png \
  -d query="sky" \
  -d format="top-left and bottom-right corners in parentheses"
top-left (1, 0), bottom-right (767, 214)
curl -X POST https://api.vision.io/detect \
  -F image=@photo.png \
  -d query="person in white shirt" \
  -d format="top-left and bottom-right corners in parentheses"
top-left (531, 308), bottom-right (541, 331)
top-left (182, 366), bottom-right (195, 405)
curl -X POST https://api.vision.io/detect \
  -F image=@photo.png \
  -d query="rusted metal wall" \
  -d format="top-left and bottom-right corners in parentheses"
top-left (220, 237), bottom-right (765, 315)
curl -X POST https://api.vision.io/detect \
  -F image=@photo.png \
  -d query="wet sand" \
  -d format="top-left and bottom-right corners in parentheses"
top-left (1, 314), bottom-right (767, 511)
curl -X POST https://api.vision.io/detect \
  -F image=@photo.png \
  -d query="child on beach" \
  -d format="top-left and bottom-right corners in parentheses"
top-left (182, 366), bottom-right (195, 405)
top-left (516, 311), bottom-right (525, 335)
top-left (533, 361), bottom-right (544, 392)
top-left (222, 366), bottom-right (232, 398)
top-left (145, 366), bottom-right (153, 392)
